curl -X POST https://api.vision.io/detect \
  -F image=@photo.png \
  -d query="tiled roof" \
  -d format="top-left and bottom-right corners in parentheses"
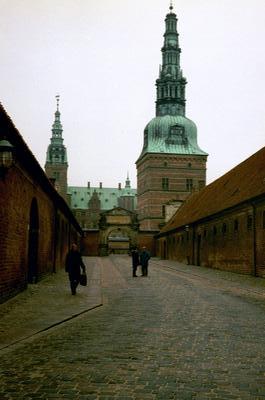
top-left (68, 186), bottom-right (137, 210)
top-left (160, 146), bottom-right (265, 233)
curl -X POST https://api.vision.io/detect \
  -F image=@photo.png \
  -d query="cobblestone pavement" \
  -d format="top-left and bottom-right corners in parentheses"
top-left (0, 258), bottom-right (102, 349)
top-left (1, 256), bottom-right (265, 399)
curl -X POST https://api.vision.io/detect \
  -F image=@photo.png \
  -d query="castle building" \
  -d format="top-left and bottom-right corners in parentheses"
top-left (44, 98), bottom-right (137, 230)
top-left (45, 95), bottom-right (68, 201)
top-left (136, 4), bottom-right (208, 232)
top-left (68, 178), bottom-right (137, 229)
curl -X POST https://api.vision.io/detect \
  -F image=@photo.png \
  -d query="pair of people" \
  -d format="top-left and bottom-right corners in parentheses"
top-left (131, 246), bottom-right (150, 277)
top-left (65, 243), bottom-right (86, 295)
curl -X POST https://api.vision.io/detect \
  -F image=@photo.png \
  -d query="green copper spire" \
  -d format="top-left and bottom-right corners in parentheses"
top-left (46, 95), bottom-right (68, 164)
top-left (137, 6), bottom-right (208, 160)
top-left (156, 3), bottom-right (187, 117)
top-left (125, 173), bottom-right (131, 189)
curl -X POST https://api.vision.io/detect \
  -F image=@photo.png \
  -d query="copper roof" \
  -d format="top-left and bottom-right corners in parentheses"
top-left (161, 146), bottom-right (265, 233)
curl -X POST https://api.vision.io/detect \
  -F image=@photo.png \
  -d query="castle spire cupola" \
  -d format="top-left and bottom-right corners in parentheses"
top-left (52, 94), bottom-right (63, 137)
top-left (156, 2), bottom-right (187, 117)
top-left (125, 172), bottom-right (131, 189)
top-left (45, 95), bottom-right (67, 165)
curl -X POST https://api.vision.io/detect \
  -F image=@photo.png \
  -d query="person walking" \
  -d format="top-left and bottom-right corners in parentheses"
top-left (140, 246), bottom-right (150, 277)
top-left (131, 247), bottom-right (140, 277)
top-left (65, 243), bottom-right (86, 295)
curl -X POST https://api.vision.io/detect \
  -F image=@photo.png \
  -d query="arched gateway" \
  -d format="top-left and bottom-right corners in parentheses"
top-left (99, 207), bottom-right (139, 256)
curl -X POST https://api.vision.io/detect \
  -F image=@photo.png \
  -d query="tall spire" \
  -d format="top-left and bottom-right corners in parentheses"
top-left (52, 94), bottom-right (63, 138)
top-left (45, 96), bottom-right (67, 164)
top-left (155, 6), bottom-right (187, 117)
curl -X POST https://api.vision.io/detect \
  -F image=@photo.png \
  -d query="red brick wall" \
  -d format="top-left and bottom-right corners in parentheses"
top-left (0, 161), bottom-right (80, 303)
top-left (156, 202), bottom-right (265, 276)
top-left (82, 231), bottom-right (100, 256)
top-left (137, 232), bottom-right (156, 256)
top-left (137, 153), bottom-right (207, 231)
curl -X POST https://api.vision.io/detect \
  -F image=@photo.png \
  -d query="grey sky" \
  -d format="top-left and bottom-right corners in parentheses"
top-left (1, 0), bottom-right (265, 188)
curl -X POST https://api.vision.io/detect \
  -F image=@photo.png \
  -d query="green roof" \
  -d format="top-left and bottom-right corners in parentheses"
top-left (138, 115), bottom-right (208, 161)
top-left (68, 186), bottom-right (137, 210)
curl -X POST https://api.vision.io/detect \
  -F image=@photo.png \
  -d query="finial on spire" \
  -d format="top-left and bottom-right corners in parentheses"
top-left (56, 94), bottom-right (60, 111)
top-left (169, 0), bottom-right (174, 12)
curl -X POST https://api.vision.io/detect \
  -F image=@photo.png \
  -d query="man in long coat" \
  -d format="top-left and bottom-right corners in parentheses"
top-left (65, 243), bottom-right (86, 295)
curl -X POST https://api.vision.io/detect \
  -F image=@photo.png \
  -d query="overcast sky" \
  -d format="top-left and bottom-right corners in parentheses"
top-left (1, 0), bottom-right (265, 189)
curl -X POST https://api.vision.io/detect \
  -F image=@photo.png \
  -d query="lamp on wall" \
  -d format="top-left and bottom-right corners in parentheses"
top-left (0, 138), bottom-right (14, 179)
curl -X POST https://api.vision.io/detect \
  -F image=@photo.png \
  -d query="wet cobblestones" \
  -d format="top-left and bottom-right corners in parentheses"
top-left (1, 256), bottom-right (265, 399)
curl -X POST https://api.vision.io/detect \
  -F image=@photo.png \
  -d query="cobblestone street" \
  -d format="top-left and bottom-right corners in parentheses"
top-left (1, 256), bottom-right (265, 399)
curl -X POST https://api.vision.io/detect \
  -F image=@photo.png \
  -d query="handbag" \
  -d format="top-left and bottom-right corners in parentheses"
top-left (79, 272), bottom-right (87, 286)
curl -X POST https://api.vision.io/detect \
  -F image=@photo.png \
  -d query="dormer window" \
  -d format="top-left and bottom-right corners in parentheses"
top-left (166, 125), bottom-right (187, 145)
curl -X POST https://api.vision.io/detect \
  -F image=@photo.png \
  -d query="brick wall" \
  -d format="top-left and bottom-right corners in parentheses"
top-left (156, 200), bottom-right (265, 277)
top-left (137, 153), bottom-right (207, 231)
top-left (0, 105), bottom-right (82, 302)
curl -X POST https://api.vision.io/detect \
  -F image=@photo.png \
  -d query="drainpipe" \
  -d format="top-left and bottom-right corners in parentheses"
top-left (252, 203), bottom-right (257, 277)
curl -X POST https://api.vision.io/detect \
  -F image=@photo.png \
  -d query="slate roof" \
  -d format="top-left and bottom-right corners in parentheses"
top-left (160, 146), bottom-right (265, 234)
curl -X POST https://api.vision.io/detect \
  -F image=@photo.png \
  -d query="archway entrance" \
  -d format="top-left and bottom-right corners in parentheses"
top-left (108, 228), bottom-right (130, 254)
top-left (27, 198), bottom-right (39, 283)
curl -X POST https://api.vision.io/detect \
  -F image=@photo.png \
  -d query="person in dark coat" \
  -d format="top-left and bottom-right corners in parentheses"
top-left (65, 243), bottom-right (86, 295)
top-left (131, 247), bottom-right (140, 277)
top-left (140, 246), bottom-right (151, 277)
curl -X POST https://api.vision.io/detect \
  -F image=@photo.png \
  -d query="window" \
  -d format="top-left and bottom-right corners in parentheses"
top-left (222, 223), bottom-right (227, 234)
top-left (186, 179), bottom-right (193, 191)
top-left (162, 205), bottom-right (166, 217)
top-left (213, 226), bottom-right (217, 236)
top-left (234, 219), bottom-right (239, 232)
top-left (166, 125), bottom-right (187, 145)
top-left (199, 180), bottom-right (205, 190)
top-left (247, 215), bottom-right (253, 231)
top-left (162, 177), bottom-right (169, 191)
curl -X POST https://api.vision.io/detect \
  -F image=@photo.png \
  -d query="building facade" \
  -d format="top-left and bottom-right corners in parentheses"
top-left (156, 146), bottom-right (265, 278)
top-left (68, 177), bottom-right (137, 229)
top-left (136, 5), bottom-right (208, 233)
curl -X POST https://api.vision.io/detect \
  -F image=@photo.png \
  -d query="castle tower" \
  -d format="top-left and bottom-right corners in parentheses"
top-left (136, 4), bottom-right (208, 231)
top-left (45, 95), bottom-right (68, 201)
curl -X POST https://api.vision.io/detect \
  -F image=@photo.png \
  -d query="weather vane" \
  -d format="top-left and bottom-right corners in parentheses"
top-left (56, 94), bottom-right (60, 111)
top-left (169, 0), bottom-right (174, 12)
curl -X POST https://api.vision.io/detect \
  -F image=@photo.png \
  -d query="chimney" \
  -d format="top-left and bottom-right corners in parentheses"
top-left (87, 181), bottom-right (90, 188)
top-left (100, 182), bottom-right (102, 189)
top-left (118, 183), bottom-right (121, 190)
